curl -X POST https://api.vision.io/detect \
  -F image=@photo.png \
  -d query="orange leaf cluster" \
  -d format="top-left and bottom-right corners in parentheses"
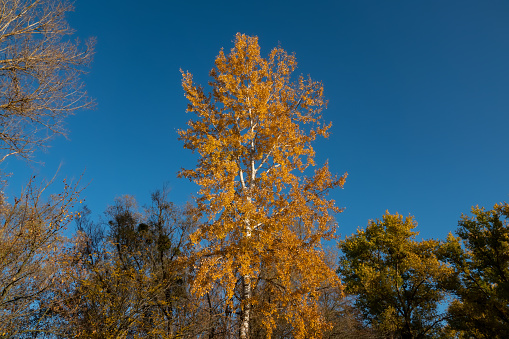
top-left (179, 33), bottom-right (347, 338)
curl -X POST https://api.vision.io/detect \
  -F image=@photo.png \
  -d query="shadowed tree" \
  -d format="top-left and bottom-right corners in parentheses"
top-left (440, 203), bottom-right (509, 338)
top-left (58, 189), bottom-right (197, 338)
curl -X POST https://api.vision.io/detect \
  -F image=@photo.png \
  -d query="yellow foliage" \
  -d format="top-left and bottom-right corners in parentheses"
top-left (179, 33), bottom-right (346, 338)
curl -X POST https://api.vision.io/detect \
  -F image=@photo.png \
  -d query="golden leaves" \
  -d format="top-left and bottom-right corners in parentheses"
top-left (180, 33), bottom-right (343, 338)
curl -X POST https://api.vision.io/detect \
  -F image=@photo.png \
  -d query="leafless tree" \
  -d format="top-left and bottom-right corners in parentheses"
top-left (0, 0), bottom-right (94, 162)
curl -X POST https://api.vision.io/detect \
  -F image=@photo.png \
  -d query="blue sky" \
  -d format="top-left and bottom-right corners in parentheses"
top-left (5, 0), bottom-right (509, 241)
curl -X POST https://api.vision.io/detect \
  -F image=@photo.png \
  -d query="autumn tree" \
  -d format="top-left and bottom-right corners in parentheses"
top-left (0, 176), bottom-right (81, 336)
top-left (58, 189), bottom-right (197, 338)
top-left (0, 1), bottom-right (93, 335)
top-left (0, 0), bottom-right (94, 162)
top-left (179, 33), bottom-right (346, 338)
top-left (338, 212), bottom-right (453, 339)
top-left (440, 203), bottom-right (509, 338)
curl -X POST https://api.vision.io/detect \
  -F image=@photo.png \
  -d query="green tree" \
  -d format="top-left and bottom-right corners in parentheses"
top-left (440, 203), bottom-right (509, 338)
top-left (179, 33), bottom-right (346, 338)
top-left (338, 212), bottom-right (452, 339)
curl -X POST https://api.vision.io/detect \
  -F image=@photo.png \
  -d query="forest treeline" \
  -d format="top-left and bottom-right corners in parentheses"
top-left (1, 1), bottom-right (508, 338)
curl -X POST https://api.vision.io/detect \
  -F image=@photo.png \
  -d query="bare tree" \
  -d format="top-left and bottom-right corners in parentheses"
top-left (0, 0), bottom-right (94, 162)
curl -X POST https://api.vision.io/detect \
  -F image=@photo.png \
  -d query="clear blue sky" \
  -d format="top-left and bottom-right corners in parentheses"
top-left (5, 0), bottom-right (509, 241)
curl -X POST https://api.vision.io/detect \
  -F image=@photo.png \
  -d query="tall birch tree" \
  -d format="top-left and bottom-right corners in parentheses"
top-left (179, 33), bottom-right (346, 338)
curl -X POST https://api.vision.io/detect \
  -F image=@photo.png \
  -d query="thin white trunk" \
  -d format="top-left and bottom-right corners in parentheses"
top-left (240, 194), bottom-right (253, 339)
top-left (240, 103), bottom-right (256, 339)
top-left (240, 274), bottom-right (252, 339)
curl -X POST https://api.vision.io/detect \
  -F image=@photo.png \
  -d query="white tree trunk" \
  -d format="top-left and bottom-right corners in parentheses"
top-left (240, 106), bottom-right (256, 339)
top-left (240, 274), bottom-right (252, 339)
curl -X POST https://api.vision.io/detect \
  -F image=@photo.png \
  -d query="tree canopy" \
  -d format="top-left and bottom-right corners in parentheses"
top-left (0, 2), bottom-right (506, 335)
top-left (440, 203), bottom-right (509, 338)
top-left (179, 33), bottom-right (347, 338)
top-left (338, 212), bottom-right (453, 338)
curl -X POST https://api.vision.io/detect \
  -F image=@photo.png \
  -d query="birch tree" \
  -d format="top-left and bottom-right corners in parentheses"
top-left (179, 33), bottom-right (346, 338)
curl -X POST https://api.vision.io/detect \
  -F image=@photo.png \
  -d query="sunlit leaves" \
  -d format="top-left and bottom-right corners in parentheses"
top-left (179, 33), bottom-right (346, 338)
top-left (338, 212), bottom-right (453, 338)
top-left (0, 177), bottom-right (82, 336)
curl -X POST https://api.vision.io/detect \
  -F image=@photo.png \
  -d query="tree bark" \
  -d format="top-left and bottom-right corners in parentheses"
top-left (240, 274), bottom-right (251, 339)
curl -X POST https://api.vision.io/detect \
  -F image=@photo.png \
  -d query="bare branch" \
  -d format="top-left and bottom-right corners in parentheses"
top-left (0, 0), bottom-right (94, 162)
